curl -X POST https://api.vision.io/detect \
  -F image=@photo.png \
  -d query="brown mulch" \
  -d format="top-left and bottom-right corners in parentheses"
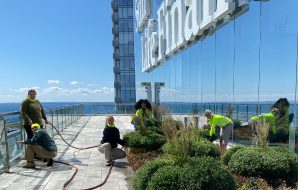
top-left (126, 149), bottom-right (163, 171)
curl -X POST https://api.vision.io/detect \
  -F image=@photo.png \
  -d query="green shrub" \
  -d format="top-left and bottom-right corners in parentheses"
top-left (132, 158), bottom-right (174, 190)
top-left (233, 119), bottom-right (242, 129)
top-left (228, 148), bottom-right (291, 179)
top-left (147, 126), bottom-right (164, 135)
top-left (238, 177), bottom-right (272, 190)
top-left (163, 139), bottom-right (220, 158)
top-left (123, 131), bottom-right (166, 149)
top-left (286, 152), bottom-right (298, 179)
top-left (198, 128), bottom-right (209, 139)
top-left (221, 146), bottom-right (245, 166)
top-left (269, 127), bottom-right (289, 143)
top-left (191, 139), bottom-right (220, 158)
top-left (180, 157), bottom-right (236, 190)
top-left (270, 146), bottom-right (289, 153)
top-left (147, 166), bottom-right (181, 190)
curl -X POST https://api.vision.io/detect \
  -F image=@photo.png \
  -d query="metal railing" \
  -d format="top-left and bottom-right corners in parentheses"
top-left (0, 102), bottom-right (296, 173)
top-left (0, 104), bottom-right (84, 173)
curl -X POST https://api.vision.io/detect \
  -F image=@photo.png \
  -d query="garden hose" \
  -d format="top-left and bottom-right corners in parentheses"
top-left (48, 119), bottom-right (115, 190)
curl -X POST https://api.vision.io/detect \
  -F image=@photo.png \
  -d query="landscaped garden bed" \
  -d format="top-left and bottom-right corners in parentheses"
top-left (124, 115), bottom-right (298, 190)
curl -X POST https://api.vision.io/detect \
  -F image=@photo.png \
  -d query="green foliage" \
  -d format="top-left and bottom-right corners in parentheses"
top-left (191, 139), bottom-right (220, 158)
top-left (286, 152), bottom-right (298, 185)
top-left (147, 166), bottom-right (181, 190)
top-left (221, 146), bottom-right (245, 166)
top-left (132, 158), bottom-right (174, 190)
top-left (180, 157), bottom-right (236, 190)
top-left (161, 126), bottom-right (201, 159)
top-left (255, 119), bottom-right (269, 148)
top-left (162, 138), bottom-right (220, 158)
top-left (198, 128), bottom-right (210, 139)
top-left (233, 119), bottom-right (242, 129)
top-left (228, 148), bottom-right (292, 179)
top-left (123, 131), bottom-right (166, 149)
top-left (238, 177), bottom-right (272, 190)
top-left (269, 127), bottom-right (289, 143)
top-left (147, 126), bottom-right (164, 135)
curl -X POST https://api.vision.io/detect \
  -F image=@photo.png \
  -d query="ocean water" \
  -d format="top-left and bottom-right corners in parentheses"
top-left (0, 102), bottom-right (118, 115)
top-left (0, 102), bottom-right (83, 113)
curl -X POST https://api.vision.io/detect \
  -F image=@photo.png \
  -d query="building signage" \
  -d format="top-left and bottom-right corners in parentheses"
top-left (135, 0), bottom-right (152, 32)
top-left (137, 0), bottom-right (248, 72)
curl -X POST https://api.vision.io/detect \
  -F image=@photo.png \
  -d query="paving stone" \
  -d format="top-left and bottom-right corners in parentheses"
top-left (0, 116), bottom-right (134, 190)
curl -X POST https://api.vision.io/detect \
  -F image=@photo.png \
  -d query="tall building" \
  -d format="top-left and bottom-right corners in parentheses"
top-left (112, 0), bottom-right (136, 113)
top-left (134, 0), bottom-right (298, 152)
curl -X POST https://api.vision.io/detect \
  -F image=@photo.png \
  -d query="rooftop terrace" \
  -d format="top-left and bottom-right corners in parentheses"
top-left (0, 116), bottom-right (134, 190)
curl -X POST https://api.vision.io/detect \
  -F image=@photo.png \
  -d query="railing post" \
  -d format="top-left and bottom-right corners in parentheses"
top-left (56, 109), bottom-right (59, 131)
top-left (236, 105), bottom-right (239, 120)
top-left (221, 105), bottom-right (224, 116)
top-left (0, 116), bottom-right (10, 172)
top-left (19, 114), bottom-right (26, 157)
top-left (246, 105), bottom-right (249, 121)
top-left (50, 109), bottom-right (54, 137)
top-left (81, 104), bottom-right (84, 116)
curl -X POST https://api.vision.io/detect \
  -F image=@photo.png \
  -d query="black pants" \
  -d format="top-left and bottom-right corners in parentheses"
top-left (23, 125), bottom-right (44, 139)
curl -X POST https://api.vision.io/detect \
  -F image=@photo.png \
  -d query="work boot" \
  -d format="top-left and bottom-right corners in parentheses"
top-left (105, 160), bottom-right (114, 166)
top-left (47, 158), bottom-right (53, 167)
top-left (23, 161), bottom-right (36, 169)
top-left (23, 165), bottom-right (36, 169)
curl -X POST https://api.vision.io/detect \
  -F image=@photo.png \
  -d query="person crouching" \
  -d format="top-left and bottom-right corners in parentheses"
top-left (98, 116), bottom-right (126, 166)
top-left (17, 123), bottom-right (57, 169)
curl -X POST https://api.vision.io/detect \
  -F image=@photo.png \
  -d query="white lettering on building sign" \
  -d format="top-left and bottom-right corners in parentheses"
top-left (137, 0), bottom-right (247, 72)
top-left (135, 0), bottom-right (152, 32)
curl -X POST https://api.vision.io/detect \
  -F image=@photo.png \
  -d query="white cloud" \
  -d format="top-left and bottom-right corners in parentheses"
top-left (70, 81), bottom-right (79, 86)
top-left (48, 80), bottom-right (60, 85)
top-left (87, 84), bottom-right (96, 87)
top-left (94, 87), bottom-right (114, 94)
top-left (13, 87), bottom-right (41, 93)
top-left (11, 87), bottom-right (114, 97)
top-left (43, 87), bottom-right (70, 95)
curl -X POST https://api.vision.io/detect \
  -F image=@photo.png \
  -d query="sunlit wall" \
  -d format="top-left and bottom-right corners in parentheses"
top-left (134, 0), bottom-right (298, 152)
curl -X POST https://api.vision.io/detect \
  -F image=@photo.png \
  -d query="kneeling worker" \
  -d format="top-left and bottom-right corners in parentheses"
top-left (17, 123), bottom-right (57, 168)
top-left (204, 110), bottom-right (233, 148)
top-left (99, 116), bottom-right (126, 166)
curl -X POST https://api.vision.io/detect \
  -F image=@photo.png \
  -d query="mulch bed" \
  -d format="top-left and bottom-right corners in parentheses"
top-left (126, 149), bottom-right (163, 171)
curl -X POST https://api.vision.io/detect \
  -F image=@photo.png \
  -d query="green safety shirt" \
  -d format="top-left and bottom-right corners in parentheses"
top-left (250, 112), bottom-right (276, 134)
top-left (208, 114), bottom-right (232, 136)
top-left (135, 108), bottom-right (155, 127)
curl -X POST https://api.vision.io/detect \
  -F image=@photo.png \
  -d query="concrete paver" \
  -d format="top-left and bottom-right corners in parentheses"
top-left (0, 116), bottom-right (134, 190)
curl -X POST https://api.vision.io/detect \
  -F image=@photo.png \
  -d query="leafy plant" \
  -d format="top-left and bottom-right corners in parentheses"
top-left (180, 157), bottom-right (236, 190)
top-left (221, 145), bottom-right (245, 166)
top-left (228, 148), bottom-right (292, 180)
top-left (233, 119), bottom-right (242, 129)
top-left (123, 131), bottom-right (166, 150)
top-left (132, 158), bottom-right (174, 190)
top-left (147, 165), bottom-right (181, 190)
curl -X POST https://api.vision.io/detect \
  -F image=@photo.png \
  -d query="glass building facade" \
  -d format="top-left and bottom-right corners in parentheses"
top-left (135, 0), bottom-right (298, 152)
top-left (112, 0), bottom-right (136, 112)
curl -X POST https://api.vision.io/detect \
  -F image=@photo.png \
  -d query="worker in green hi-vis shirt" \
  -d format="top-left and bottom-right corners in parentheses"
top-left (248, 108), bottom-right (279, 144)
top-left (204, 110), bottom-right (233, 148)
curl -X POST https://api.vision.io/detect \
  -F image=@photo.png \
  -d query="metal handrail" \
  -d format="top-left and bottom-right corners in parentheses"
top-left (0, 104), bottom-right (84, 173)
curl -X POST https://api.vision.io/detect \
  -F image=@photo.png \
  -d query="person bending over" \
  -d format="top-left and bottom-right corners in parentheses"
top-left (204, 110), bottom-right (233, 148)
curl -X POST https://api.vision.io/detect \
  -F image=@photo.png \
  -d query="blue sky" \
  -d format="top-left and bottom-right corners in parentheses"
top-left (0, 0), bottom-right (114, 103)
